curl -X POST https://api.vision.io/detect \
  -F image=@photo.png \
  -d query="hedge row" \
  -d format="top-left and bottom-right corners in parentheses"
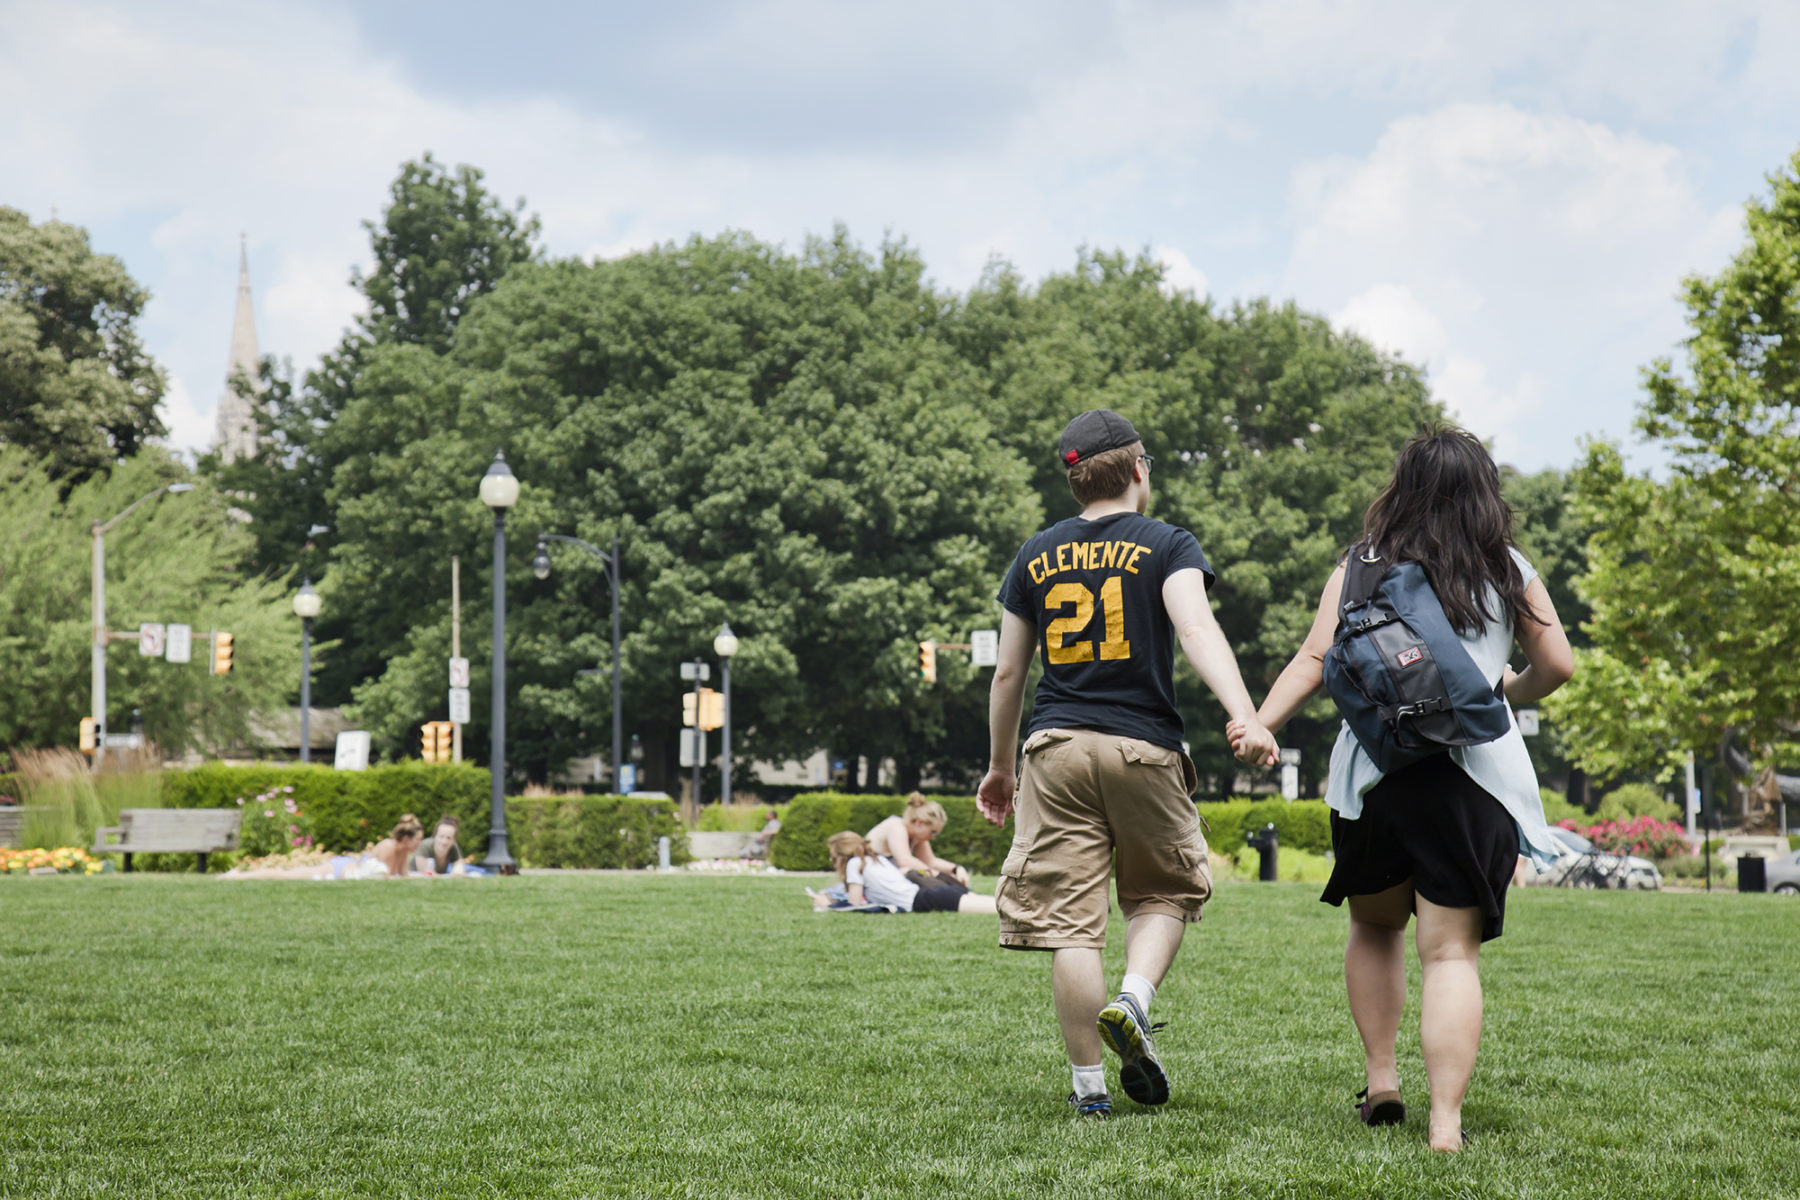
top-left (771, 793), bottom-right (1015, 873)
top-left (148, 763), bottom-right (684, 870)
top-left (771, 792), bottom-right (1332, 873)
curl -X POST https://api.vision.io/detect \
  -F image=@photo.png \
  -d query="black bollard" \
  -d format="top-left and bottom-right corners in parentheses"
top-left (1245, 823), bottom-right (1279, 882)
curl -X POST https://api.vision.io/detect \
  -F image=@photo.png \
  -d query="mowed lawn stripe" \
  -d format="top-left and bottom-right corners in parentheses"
top-left (1, 875), bottom-right (1794, 1198)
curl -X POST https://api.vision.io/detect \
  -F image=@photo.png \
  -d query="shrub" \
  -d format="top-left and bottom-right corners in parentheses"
top-left (162, 761), bottom-right (491, 854)
top-left (1195, 799), bottom-right (1332, 856)
top-left (1594, 782), bottom-right (1680, 824)
top-left (233, 786), bottom-right (316, 858)
top-left (771, 793), bottom-right (1015, 873)
top-left (1539, 787), bottom-right (1586, 826)
top-left (1575, 815), bottom-right (1691, 862)
top-left (507, 796), bottom-right (688, 869)
top-left (772, 793), bottom-right (1332, 872)
top-left (696, 802), bottom-right (788, 832)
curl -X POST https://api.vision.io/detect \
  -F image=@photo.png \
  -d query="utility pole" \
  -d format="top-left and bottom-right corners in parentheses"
top-left (452, 556), bottom-right (462, 763)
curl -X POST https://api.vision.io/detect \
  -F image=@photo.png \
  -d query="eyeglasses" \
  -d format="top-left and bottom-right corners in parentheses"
top-left (1138, 453), bottom-right (1154, 476)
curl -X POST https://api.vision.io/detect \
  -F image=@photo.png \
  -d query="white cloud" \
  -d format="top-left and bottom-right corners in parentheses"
top-left (1153, 246), bottom-right (1209, 299)
top-left (1290, 103), bottom-right (1742, 468)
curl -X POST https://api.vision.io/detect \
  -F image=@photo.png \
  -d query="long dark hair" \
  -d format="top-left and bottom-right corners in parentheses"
top-left (1360, 426), bottom-right (1543, 635)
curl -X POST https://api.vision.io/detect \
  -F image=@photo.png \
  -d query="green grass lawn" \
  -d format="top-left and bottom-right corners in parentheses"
top-left (2, 874), bottom-right (1795, 1199)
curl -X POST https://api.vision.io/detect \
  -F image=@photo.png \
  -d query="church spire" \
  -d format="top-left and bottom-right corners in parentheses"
top-left (214, 234), bottom-right (261, 465)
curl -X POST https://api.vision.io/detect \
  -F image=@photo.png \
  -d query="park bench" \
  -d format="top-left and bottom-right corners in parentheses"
top-left (0, 806), bottom-right (37, 849)
top-left (92, 808), bottom-right (242, 873)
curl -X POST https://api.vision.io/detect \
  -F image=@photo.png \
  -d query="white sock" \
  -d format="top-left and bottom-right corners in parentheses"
top-left (1071, 1063), bottom-right (1105, 1098)
top-left (1120, 973), bottom-right (1157, 1014)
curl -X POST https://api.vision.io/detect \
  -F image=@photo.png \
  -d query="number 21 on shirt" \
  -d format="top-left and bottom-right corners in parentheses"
top-left (1044, 576), bottom-right (1131, 664)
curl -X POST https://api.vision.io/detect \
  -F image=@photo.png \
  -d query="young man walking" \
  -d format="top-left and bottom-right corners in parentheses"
top-left (977, 409), bottom-right (1278, 1118)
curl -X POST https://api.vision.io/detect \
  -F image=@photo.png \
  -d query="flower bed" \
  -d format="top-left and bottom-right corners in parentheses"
top-left (1, 847), bottom-right (104, 875)
top-left (1562, 815), bottom-right (1691, 861)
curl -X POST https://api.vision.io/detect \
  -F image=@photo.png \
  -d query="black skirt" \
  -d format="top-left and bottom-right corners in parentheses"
top-left (1321, 753), bottom-right (1521, 942)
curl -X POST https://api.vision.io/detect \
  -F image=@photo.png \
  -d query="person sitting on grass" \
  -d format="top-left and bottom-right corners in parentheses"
top-left (866, 794), bottom-right (970, 886)
top-left (811, 831), bottom-right (996, 914)
top-left (413, 815), bottom-right (468, 875)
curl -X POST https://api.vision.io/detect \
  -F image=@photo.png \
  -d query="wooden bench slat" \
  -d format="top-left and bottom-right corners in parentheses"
top-left (91, 808), bottom-right (242, 855)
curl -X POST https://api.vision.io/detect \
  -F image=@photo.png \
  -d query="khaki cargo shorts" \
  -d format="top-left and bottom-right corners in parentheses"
top-left (998, 727), bottom-right (1211, 952)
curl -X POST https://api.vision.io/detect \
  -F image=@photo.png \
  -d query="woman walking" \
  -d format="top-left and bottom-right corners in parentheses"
top-left (1237, 427), bottom-right (1573, 1151)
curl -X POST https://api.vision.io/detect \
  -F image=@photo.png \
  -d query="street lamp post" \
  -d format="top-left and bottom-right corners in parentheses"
top-left (480, 452), bottom-right (520, 874)
top-left (532, 532), bottom-right (624, 792)
top-left (292, 578), bottom-right (321, 762)
top-left (714, 622), bottom-right (738, 806)
top-left (90, 482), bottom-right (195, 770)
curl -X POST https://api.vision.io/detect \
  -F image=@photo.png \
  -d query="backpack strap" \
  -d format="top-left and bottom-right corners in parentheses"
top-left (1338, 545), bottom-right (1390, 624)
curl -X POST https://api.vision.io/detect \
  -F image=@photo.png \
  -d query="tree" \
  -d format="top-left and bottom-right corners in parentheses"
top-left (213, 155), bottom-right (540, 695)
top-left (1548, 148), bottom-right (1800, 783)
top-left (332, 230), bottom-right (1039, 789)
top-left (1503, 465), bottom-right (1593, 791)
top-left (0, 447), bottom-right (299, 755)
top-left (0, 209), bottom-right (166, 482)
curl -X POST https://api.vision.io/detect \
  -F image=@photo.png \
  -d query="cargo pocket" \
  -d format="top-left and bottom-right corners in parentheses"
top-left (1174, 841), bottom-right (1214, 909)
top-left (997, 842), bottom-right (1031, 917)
top-left (1022, 728), bottom-right (1075, 758)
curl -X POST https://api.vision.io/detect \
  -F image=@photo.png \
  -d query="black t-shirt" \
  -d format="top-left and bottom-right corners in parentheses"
top-left (997, 511), bottom-right (1213, 752)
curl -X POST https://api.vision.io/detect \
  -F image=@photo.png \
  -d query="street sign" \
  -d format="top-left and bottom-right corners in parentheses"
top-left (333, 730), bottom-right (371, 771)
top-left (1278, 747), bottom-right (1302, 765)
top-left (138, 623), bottom-right (165, 657)
top-left (1280, 763), bottom-right (1300, 800)
top-left (618, 763), bottom-right (637, 794)
top-left (679, 728), bottom-right (704, 768)
top-left (101, 732), bottom-right (143, 750)
top-left (971, 629), bottom-right (998, 667)
top-left (448, 687), bottom-right (471, 725)
top-left (165, 624), bottom-right (192, 664)
top-left (448, 656), bottom-right (470, 688)
top-left (1517, 709), bottom-right (1541, 736)
top-left (679, 661), bottom-right (711, 682)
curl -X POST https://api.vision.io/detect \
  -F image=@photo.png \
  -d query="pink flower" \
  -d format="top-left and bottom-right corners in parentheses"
top-left (236, 798), bottom-right (245, 806)
top-left (264, 810), bottom-right (274, 818)
top-left (283, 786), bottom-right (295, 794)
top-left (291, 836), bottom-right (304, 847)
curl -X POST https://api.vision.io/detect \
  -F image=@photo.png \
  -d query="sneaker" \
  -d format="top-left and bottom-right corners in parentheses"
top-left (1096, 994), bottom-right (1169, 1106)
top-left (1068, 1090), bottom-right (1112, 1119)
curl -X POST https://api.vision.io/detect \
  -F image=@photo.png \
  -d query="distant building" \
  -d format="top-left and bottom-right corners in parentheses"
top-left (213, 236), bottom-right (261, 465)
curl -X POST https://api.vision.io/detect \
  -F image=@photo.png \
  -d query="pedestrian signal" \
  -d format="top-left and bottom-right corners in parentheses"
top-left (918, 640), bottom-right (937, 684)
top-left (421, 721), bottom-right (453, 763)
top-left (683, 691), bottom-right (697, 727)
top-left (79, 717), bottom-right (97, 754)
top-left (211, 631), bottom-right (234, 675)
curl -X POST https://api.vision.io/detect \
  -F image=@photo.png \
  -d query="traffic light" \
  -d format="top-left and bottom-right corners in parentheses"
top-left (211, 631), bottom-right (234, 675)
top-left (79, 717), bottom-right (97, 755)
top-left (918, 639), bottom-right (937, 683)
top-left (699, 688), bottom-right (724, 731)
top-left (683, 689), bottom-right (724, 730)
top-left (421, 721), bottom-right (453, 762)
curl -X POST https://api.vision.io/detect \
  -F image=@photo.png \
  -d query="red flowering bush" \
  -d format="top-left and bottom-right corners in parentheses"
top-left (1567, 815), bottom-right (1691, 861)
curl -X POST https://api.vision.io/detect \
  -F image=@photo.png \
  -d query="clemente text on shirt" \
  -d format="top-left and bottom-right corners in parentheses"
top-left (1026, 540), bottom-right (1155, 585)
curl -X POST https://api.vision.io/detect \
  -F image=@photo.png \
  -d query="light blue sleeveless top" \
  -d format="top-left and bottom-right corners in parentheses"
top-left (1323, 548), bottom-right (1562, 868)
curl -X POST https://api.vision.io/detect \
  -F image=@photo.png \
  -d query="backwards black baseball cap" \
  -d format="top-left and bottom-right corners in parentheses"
top-left (1058, 409), bottom-right (1141, 468)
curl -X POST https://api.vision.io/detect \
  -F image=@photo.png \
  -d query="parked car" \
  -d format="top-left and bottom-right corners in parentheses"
top-left (1523, 827), bottom-right (1663, 890)
top-left (1763, 849), bottom-right (1800, 894)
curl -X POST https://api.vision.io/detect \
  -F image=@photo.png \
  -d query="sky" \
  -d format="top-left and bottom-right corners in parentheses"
top-left (4, 0), bottom-right (1797, 474)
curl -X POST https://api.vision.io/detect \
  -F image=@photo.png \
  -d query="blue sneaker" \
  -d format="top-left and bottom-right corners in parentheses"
top-left (1068, 1090), bottom-right (1112, 1119)
top-left (1096, 994), bottom-right (1169, 1106)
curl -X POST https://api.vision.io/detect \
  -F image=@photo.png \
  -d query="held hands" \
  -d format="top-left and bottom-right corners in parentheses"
top-left (1226, 717), bottom-right (1280, 767)
top-left (976, 769), bottom-right (1016, 828)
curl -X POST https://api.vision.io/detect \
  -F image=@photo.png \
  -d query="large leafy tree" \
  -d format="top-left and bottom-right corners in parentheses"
top-left (1549, 148), bottom-right (1800, 782)
top-left (0, 447), bottom-right (297, 755)
top-left (213, 153), bottom-right (540, 674)
top-left (0, 209), bottom-right (166, 482)
top-left (334, 230), bottom-right (1038, 788)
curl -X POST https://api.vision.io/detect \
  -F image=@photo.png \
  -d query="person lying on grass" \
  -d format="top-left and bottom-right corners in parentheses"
top-left (865, 793), bottom-right (970, 886)
top-left (810, 831), bottom-right (996, 914)
top-left (226, 814), bottom-right (426, 880)
top-left (412, 814), bottom-right (475, 875)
